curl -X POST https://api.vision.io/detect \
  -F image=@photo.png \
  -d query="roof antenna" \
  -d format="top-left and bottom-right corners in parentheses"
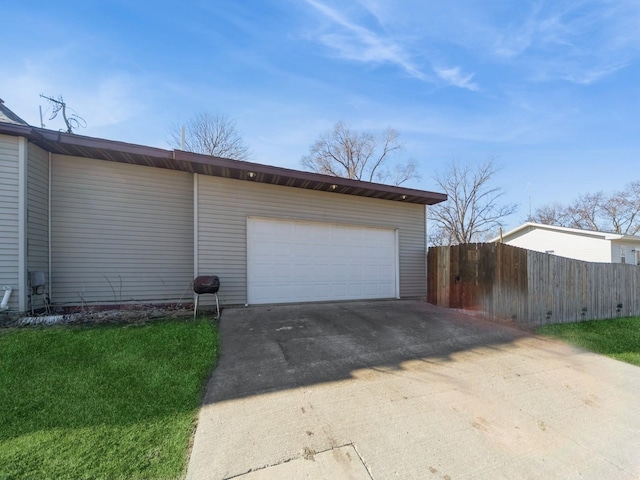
top-left (39, 105), bottom-right (45, 128)
top-left (39, 94), bottom-right (86, 133)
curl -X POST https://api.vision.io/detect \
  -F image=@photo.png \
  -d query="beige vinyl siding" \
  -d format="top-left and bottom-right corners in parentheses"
top-left (27, 143), bottom-right (49, 309)
top-left (51, 155), bottom-right (193, 306)
top-left (0, 134), bottom-right (20, 311)
top-left (197, 175), bottom-right (426, 305)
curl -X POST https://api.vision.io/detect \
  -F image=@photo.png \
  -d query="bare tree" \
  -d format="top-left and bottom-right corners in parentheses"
top-left (529, 181), bottom-right (640, 235)
top-left (567, 192), bottom-right (605, 231)
top-left (301, 121), bottom-right (420, 185)
top-left (603, 181), bottom-right (640, 234)
top-left (526, 202), bottom-right (571, 226)
top-left (429, 159), bottom-right (517, 245)
top-left (168, 112), bottom-right (250, 160)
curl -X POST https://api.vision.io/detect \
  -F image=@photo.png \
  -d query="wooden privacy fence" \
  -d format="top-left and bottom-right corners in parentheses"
top-left (427, 243), bottom-right (640, 326)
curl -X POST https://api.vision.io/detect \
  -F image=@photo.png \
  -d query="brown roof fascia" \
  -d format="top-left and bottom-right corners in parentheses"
top-left (0, 123), bottom-right (447, 205)
top-left (174, 150), bottom-right (447, 205)
top-left (34, 128), bottom-right (173, 159)
top-left (0, 122), bottom-right (33, 137)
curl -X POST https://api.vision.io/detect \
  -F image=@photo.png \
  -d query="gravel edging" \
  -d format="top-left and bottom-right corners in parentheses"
top-left (0, 305), bottom-right (206, 328)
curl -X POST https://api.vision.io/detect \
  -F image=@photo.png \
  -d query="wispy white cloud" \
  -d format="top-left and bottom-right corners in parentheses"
top-left (302, 1), bottom-right (490, 92)
top-left (347, 1), bottom-right (640, 87)
top-left (490, 1), bottom-right (640, 84)
top-left (341, 93), bottom-right (573, 147)
top-left (302, 0), bottom-right (426, 80)
top-left (434, 66), bottom-right (479, 91)
top-left (561, 62), bottom-right (631, 85)
top-left (72, 75), bottom-right (146, 129)
top-left (492, 2), bottom-right (544, 59)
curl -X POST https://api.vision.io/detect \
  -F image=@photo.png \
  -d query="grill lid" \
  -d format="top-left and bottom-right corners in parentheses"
top-left (194, 275), bottom-right (220, 294)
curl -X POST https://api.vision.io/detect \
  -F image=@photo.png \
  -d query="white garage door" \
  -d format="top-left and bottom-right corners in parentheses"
top-left (247, 218), bottom-right (398, 304)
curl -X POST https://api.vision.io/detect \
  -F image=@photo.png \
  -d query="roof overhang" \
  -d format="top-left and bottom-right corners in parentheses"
top-left (492, 222), bottom-right (640, 243)
top-left (0, 123), bottom-right (447, 206)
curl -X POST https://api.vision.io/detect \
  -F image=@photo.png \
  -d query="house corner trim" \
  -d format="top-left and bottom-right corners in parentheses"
top-left (17, 137), bottom-right (28, 312)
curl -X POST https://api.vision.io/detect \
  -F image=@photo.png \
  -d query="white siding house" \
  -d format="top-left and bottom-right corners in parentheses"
top-left (493, 222), bottom-right (640, 264)
top-left (0, 101), bottom-right (446, 314)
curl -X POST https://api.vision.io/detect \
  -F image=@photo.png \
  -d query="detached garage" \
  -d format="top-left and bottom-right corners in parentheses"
top-left (0, 107), bottom-right (446, 313)
top-left (194, 163), bottom-right (443, 307)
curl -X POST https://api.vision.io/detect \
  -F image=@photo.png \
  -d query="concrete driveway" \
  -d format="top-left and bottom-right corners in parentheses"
top-left (187, 300), bottom-right (640, 479)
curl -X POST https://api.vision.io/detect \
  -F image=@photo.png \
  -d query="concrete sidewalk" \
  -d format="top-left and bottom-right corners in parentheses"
top-left (187, 300), bottom-right (640, 479)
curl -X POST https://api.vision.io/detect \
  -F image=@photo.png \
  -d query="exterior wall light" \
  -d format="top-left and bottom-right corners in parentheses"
top-left (247, 172), bottom-right (256, 179)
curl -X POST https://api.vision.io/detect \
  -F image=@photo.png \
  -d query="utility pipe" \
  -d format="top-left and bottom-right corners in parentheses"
top-left (0, 286), bottom-right (12, 311)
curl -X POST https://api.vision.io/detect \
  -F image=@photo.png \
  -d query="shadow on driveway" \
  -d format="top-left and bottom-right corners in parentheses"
top-left (191, 299), bottom-right (640, 479)
top-left (204, 299), bottom-right (528, 404)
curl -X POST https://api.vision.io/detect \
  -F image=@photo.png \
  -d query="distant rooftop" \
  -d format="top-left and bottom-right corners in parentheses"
top-left (492, 222), bottom-right (640, 243)
top-left (0, 99), bottom-right (30, 126)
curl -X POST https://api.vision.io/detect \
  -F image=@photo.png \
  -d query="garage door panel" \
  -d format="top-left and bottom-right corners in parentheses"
top-left (379, 284), bottom-right (395, 297)
top-left (330, 282), bottom-right (348, 295)
top-left (248, 218), bottom-right (397, 304)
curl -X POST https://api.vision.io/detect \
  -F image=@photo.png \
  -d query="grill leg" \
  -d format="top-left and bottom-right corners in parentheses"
top-left (214, 293), bottom-right (220, 319)
top-left (194, 294), bottom-right (199, 320)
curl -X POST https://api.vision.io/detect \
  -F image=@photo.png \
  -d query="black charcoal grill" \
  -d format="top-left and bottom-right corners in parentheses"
top-left (193, 275), bottom-right (220, 319)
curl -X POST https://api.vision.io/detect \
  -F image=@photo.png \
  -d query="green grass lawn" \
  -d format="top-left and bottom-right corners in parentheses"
top-left (537, 316), bottom-right (640, 366)
top-left (0, 318), bottom-right (219, 479)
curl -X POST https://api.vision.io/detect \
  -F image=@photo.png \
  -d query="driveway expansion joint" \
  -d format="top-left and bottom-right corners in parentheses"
top-left (224, 443), bottom-right (369, 479)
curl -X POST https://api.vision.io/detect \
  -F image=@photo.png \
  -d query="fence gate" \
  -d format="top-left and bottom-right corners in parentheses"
top-left (427, 243), bottom-right (526, 323)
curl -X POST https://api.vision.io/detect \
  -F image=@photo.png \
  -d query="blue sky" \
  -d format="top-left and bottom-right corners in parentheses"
top-left (2, 0), bottom-right (640, 231)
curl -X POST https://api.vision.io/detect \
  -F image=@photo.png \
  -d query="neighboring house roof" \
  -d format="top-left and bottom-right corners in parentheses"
top-left (0, 99), bottom-right (29, 126)
top-left (492, 222), bottom-right (640, 243)
top-left (0, 119), bottom-right (447, 206)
